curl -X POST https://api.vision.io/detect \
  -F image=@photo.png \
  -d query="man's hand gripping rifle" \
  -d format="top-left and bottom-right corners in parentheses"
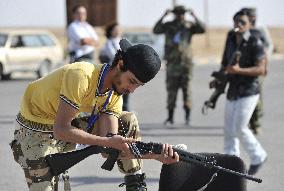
top-left (202, 51), bottom-right (241, 115)
top-left (45, 134), bottom-right (262, 183)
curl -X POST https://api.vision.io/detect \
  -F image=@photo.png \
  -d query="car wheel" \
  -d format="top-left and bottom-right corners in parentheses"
top-left (0, 64), bottom-right (11, 80)
top-left (37, 60), bottom-right (51, 78)
top-left (2, 73), bottom-right (11, 80)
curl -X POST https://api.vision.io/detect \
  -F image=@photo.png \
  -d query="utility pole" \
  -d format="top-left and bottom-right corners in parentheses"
top-left (172, 0), bottom-right (177, 8)
top-left (204, 0), bottom-right (210, 47)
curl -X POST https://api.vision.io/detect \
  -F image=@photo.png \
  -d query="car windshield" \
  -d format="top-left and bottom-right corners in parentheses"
top-left (0, 34), bottom-right (8, 47)
top-left (123, 33), bottom-right (154, 44)
top-left (39, 35), bottom-right (55, 46)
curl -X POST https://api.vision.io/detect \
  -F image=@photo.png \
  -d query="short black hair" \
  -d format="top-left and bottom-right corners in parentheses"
top-left (72, 5), bottom-right (85, 14)
top-left (240, 7), bottom-right (257, 25)
top-left (110, 49), bottom-right (131, 73)
top-left (105, 22), bottom-right (119, 39)
top-left (240, 7), bottom-right (256, 17)
top-left (233, 10), bottom-right (249, 21)
top-left (111, 39), bottom-right (161, 83)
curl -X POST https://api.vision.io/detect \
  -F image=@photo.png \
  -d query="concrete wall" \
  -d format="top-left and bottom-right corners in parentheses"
top-left (0, 0), bottom-right (283, 28)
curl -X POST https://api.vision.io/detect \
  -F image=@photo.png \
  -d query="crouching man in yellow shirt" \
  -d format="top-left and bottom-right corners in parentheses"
top-left (10, 39), bottom-right (179, 191)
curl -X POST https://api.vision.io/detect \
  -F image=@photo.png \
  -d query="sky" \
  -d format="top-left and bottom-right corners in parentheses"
top-left (0, 0), bottom-right (283, 28)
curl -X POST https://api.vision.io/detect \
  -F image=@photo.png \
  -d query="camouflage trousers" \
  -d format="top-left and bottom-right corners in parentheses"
top-left (249, 77), bottom-right (264, 134)
top-left (10, 111), bottom-right (142, 191)
top-left (166, 71), bottom-right (192, 111)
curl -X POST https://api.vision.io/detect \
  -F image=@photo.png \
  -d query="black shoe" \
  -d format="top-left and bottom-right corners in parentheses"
top-left (119, 173), bottom-right (147, 191)
top-left (164, 109), bottom-right (174, 126)
top-left (248, 157), bottom-right (267, 175)
top-left (184, 107), bottom-right (190, 126)
top-left (164, 118), bottom-right (173, 125)
top-left (185, 117), bottom-right (190, 126)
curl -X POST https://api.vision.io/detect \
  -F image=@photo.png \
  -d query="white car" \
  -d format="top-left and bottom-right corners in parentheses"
top-left (0, 29), bottom-right (64, 80)
top-left (122, 32), bottom-right (165, 59)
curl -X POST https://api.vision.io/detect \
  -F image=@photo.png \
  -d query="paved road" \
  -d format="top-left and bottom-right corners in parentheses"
top-left (1, 60), bottom-right (283, 191)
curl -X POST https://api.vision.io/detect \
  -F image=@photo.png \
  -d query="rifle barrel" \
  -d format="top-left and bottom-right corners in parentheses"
top-left (173, 148), bottom-right (262, 183)
top-left (212, 165), bottom-right (262, 183)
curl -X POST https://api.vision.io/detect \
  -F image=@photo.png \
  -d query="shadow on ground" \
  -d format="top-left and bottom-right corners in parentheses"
top-left (140, 123), bottom-right (224, 137)
top-left (68, 176), bottom-right (159, 187)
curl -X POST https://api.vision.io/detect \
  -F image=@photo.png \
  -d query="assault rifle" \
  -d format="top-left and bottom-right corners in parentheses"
top-left (45, 140), bottom-right (262, 183)
top-left (202, 51), bottom-right (241, 115)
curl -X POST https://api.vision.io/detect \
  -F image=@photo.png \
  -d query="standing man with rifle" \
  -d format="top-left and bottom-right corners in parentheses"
top-left (9, 39), bottom-right (179, 191)
top-left (219, 10), bottom-right (267, 175)
top-left (153, 5), bottom-right (205, 125)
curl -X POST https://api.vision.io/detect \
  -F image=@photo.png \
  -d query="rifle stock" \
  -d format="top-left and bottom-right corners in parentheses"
top-left (45, 145), bottom-right (104, 176)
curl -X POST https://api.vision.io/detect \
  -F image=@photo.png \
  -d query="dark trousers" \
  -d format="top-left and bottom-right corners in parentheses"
top-left (123, 94), bottom-right (130, 111)
top-left (166, 73), bottom-right (192, 110)
top-left (69, 51), bottom-right (94, 63)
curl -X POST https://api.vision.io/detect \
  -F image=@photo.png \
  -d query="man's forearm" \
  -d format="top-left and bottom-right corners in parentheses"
top-left (80, 38), bottom-right (98, 46)
top-left (193, 17), bottom-right (206, 33)
top-left (237, 59), bottom-right (266, 77)
top-left (153, 16), bottom-right (166, 34)
top-left (54, 124), bottom-right (108, 146)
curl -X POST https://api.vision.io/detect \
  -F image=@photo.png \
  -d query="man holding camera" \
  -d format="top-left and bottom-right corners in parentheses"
top-left (153, 5), bottom-right (205, 126)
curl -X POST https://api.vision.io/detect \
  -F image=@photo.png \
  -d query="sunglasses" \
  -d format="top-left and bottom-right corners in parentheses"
top-left (234, 19), bottom-right (247, 26)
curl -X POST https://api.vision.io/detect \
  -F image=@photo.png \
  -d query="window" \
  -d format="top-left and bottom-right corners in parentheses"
top-left (0, 34), bottom-right (8, 47)
top-left (22, 35), bottom-right (43, 47)
top-left (39, 35), bottom-right (55, 46)
top-left (10, 36), bottom-right (24, 48)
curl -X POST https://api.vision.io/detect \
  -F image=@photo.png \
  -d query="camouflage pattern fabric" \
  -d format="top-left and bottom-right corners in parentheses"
top-left (166, 63), bottom-right (193, 110)
top-left (10, 122), bottom-right (75, 191)
top-left (153, 18), bottom-right (205, 110)
top-left (10, 111), bottom-right (142, 190)
top-left (249, 77), bottom-right (264, 134)
top-left (71, 111), bottom-right (143, 173)
top-left (117, 112), bottom-right (143, 174)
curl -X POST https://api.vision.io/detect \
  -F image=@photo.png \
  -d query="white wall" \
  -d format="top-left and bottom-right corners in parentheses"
top-left (0, 0), bottom-right (66, 27)
top-left (118, 0), bottom-right (284, 28)
top-left (0, 0), bottom-right (283, 28)
top-left (205, 0), bottom-right (284, 27)
top-left (118, 0), bottom-right (172, 28)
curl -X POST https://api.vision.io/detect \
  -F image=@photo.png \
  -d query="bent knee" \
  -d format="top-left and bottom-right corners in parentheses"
top-left (118, 112), bottom-right (140, 139)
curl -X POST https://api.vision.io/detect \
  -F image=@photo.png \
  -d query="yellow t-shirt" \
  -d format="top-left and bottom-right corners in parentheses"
top-left (20, 62), bottom-right (122, 125)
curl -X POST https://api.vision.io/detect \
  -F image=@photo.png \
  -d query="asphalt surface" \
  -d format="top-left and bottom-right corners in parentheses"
top-left (0, 59), bottom-right (283, 191)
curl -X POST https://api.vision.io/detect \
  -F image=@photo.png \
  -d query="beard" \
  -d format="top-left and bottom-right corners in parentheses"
top-left (112, 84), bottom-right (130, 95)
top-left (112, 70), bottom-right (130, 95)
top-left (112, 84), bottom-right (123, 95)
